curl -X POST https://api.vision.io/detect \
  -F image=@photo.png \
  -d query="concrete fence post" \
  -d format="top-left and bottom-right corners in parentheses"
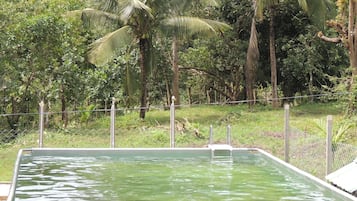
top-left (227, 125), bottom-right (231, 145)
top-left (284, 104), bottom-right (290, 163)
top-left (170, 96), bottom-right (175, 148)
top-left (110, 98), bottom-right (115, 148)
top-left (326, 115), bottom-right (333, 176)
top-left (39, 101), bottom-right (44, 148)
top-left (209, 125), bottom-right (213, 144)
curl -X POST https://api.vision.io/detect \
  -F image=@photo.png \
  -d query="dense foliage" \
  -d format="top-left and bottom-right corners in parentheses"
top-left (0, 0), bottom-right (352, 131)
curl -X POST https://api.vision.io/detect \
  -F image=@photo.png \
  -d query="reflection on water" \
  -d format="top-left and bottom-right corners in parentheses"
top-left (16, 153), bottom-right (338, 201)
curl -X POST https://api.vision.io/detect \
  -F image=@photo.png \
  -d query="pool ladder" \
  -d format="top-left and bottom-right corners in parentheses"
top-left (208, 125), bottom-right (233, 162)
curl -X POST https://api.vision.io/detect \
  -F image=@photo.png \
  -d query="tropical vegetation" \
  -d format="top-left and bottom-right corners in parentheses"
top-left (0, 0), bottom-right (356, 139)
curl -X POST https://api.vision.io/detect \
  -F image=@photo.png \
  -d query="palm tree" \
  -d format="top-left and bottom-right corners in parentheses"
top-left (83, 0), bottom-right (230, 118)
top-left (245, 1), bottom-right (259, 107)
top-left (163, 15), bottom-right (231, 106)
top-left (84, 0), bottom-right (153, 119)
top-left (245, 0), bottom-right (334, 107)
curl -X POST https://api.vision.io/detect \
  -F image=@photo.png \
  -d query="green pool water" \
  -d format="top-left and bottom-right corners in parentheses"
top-left (13, 149), bottom-right (352, 201)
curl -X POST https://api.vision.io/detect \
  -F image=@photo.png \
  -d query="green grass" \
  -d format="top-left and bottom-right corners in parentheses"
top-left (1, 102), bottom-right (356, 181)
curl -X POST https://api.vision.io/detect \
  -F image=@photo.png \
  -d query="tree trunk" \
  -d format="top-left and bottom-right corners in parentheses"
top-left (349, 0), bottom-right (357, 74)
top-left (139, 38), bottom-right (151, 119)
top-left (172, 36), bottom-right (180, 106)
top-left (165, 79), bottom-right (171, 106)
top-left (269, 7), bottom-right (278, 107)
top-left (61, 84), bottom-right (68, 128)
top-left (347, 0), bottom-right (357, 115)
top-left (245, 18), bottom-right (259, 107)
top-left (188, 87), bottom-right (192, 105)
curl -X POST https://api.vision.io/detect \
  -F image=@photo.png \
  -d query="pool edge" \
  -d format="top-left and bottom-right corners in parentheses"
top-left (7, 149), bottom-right (22, 201)
top-left (256, 148), bottom-right (357, 201)
top-left (7, 147), bottom-right (357, 201)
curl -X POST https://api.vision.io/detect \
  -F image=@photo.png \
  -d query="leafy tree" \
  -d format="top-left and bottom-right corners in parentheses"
top-left (318, 0), bottom-right (357, 74)
top-left (0, 0), bottom-right (90, 130)
top-left (180, 36), bottom-right (248, 103)
top-left (281, 30), bottom-right (349, 98)
top-left (179, 0), bottom-right (253, 103)
top-left (315, 0), bottom-right (357, 114)
top-left (83, 0), bottom-right (230, 118)
top-left (246, 0), bottom-right (335, 107)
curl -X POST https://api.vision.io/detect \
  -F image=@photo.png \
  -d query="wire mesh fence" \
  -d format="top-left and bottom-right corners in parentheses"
top-left (289, 128), bottom-right (357, 179)
top-left (289, 128), bottom-right (327, 179)
top-left (333, 142), bottom-right (357, 172)
top-left (1, 102), bottom-right (357, 180)
top-left (0, 112), bottom-right (39, 145)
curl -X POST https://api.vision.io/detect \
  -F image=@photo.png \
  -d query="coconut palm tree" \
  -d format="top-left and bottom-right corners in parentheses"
top-left (245, 0), bottom-right (334, 107)
top-left (163, 15), bottom-right (231, 106)
top-left (83, 0), bottom-right (230, 118)
top-left (245, 0), bottom-right (259, 107)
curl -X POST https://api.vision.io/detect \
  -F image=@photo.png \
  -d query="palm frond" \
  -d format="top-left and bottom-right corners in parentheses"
top-left (304, 0), bottom-right (336, 29)
top-left (334, 121), bottom-right (354, 144)
top-left (100, 0), bottom-right (120, 14)
top-left (312, 118), bottom-right (327, 137)
top-left (82, 8), bottom-right (121, 22)
top-left (120, 0), bottom-right (153, 22)
top-left (167, 0), bottom-right (219, 14)
top-left (255, 0), bottom-right (265, 20)
top-left (62, 10), bottom-right (83, 18)
top-left (298, 0), bottom-right (308, 12)
top-left (162, 16), bottom-right (231, 37)
top-left (88, 26), bottom-right (134, 66)
top-left (199, 0), bottom-right (219, 7)
top-left (81, 8), bottom-right (121, 30)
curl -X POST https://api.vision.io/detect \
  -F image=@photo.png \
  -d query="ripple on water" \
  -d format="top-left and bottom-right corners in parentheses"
top-left (14, 154), bottom-right (343, 201)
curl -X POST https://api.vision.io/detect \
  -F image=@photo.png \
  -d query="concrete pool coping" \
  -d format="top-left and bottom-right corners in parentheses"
top-left (0, 183), bottom-right (10, 201)
top-left (7, 147), bottom-right (357, 201)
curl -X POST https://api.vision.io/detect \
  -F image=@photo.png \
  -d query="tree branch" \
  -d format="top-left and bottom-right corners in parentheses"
top-left (317, 31), bottom-right (342, 43)
top-left (179, 65), bottom-right (238, 100)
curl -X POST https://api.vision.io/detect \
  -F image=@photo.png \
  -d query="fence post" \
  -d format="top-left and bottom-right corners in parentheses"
top-left (170, 96), bottom-right (175, 148)
top-left (284, 104), bottom-right (290, 163)
top-left (209, 125), bottom-right (213, 144)
top-left (226, 125), bottom-right (231, 145)
top-left (326, 115), bottom-right (333, 176)
top-left (39, 101), bottom-right (44, 148)
top-left (110, 98), bottom-right (115, 148)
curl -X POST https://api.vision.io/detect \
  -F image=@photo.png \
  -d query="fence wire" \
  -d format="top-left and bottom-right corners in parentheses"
top-left (289, 127), bottom-right (357, 179)
top-left (332, 142), bottom-right (357, 172)
top-left (289, 128), bottom-right (327, 179)
top-left (1, 103), bottom-right (357, 181)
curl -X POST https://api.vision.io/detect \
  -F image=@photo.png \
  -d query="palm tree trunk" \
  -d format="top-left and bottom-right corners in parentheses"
top-left (347, 0), bottom-right (357, 114)
top-left (172, 36), bottom-right (180, 106)
top-left (245, 18), bottom-right (259, 107)
top-left (269, 6), bottom-right (278, 107)
top-left (349, 0), bottom-right (357, 75)
top-left (139, 38), bottom-right (151, 119)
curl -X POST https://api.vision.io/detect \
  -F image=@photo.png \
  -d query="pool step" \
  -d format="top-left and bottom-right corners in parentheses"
top-left (209, 144), bottom-right (233, 162)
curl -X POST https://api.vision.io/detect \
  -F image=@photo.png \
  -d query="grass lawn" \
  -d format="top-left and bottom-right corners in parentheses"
top-left (1, 102), bottom-right (355, 181)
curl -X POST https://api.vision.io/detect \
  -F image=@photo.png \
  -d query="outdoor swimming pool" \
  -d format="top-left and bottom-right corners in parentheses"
top-left (8, 148), bottom-right (357, 201)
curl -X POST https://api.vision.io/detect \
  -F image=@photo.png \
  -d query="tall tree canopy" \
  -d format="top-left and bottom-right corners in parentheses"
top-left (83, 0), bottom-right (230, 118)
